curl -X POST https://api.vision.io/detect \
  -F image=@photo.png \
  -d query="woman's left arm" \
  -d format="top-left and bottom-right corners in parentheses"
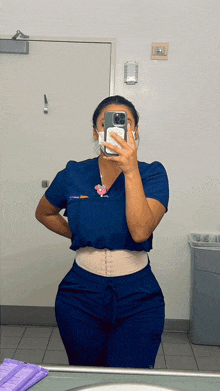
top-left (125, 169), bottom-right (166, 243)
top-left (102, 125), bottom-right (166, 243)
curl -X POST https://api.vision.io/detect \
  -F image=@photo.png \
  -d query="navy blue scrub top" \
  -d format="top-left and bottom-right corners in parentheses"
top-left (45, 157), bottom-right (169, 252)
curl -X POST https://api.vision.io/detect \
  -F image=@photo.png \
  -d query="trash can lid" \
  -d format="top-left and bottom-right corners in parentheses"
top-left (188, 233), bottom-right (220, 248)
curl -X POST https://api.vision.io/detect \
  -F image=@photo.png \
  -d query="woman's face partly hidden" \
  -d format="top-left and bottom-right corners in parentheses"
top-left (95, 104), bottom-right (138, 137)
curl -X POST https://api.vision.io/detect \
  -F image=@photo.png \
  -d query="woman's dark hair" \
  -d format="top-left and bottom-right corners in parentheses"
top-left (92, 95), bottom-right (139, 128)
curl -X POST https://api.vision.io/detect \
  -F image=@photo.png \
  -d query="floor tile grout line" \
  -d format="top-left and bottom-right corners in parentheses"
top-left (41, 327), bottom-right (55, 363)
top-left (160, 342), bottom-right (168, 369)
top-left (189, 341), bottom-right (200, 371)
top-left (12, 326), bottom-right (28, 360)
top-left (187, 332), bottom-right (200, 371)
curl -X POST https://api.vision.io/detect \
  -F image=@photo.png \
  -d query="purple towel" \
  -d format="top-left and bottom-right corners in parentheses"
top-left (0, 359), bottom-right (49, 390)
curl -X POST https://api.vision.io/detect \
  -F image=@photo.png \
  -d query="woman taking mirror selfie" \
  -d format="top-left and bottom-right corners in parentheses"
top-left (35, 95), bottom-right (169, 368)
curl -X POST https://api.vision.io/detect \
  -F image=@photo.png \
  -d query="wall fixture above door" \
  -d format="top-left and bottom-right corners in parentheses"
top-left (12, 30), bottom-right (30, 40)
top-left (0, 39), bottom-right (29, 54)
top-left (0, 31), bottom-right (29, 54)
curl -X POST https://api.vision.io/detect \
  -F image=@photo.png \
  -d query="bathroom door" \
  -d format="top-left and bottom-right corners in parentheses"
top-left (1, 39), bottom-right (113, 256)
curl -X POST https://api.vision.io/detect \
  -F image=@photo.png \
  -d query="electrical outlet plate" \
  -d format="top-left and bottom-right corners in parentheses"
top-left (151, 43), bottom-right (169, 60)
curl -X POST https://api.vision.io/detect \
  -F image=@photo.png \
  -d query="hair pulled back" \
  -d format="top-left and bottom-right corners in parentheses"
top-left (92, 95), bottom-right (139, 129)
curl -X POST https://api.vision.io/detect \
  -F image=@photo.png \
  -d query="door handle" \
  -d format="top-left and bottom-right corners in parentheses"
top-left (44, 94), bottom-right (48, 114)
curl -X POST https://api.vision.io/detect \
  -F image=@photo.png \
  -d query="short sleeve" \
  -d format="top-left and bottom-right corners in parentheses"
top-left (44, 169), bottom-right (67, 210)
top-left (142, 161), bottom-right (169, 212)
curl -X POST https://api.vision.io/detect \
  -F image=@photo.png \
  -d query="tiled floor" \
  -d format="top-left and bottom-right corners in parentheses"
top-left (1, 326), bottom-right (220, 372)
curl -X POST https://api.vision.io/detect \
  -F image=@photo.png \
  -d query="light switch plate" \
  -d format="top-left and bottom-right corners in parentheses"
top-left (151, 43), bottom-right (169, 60)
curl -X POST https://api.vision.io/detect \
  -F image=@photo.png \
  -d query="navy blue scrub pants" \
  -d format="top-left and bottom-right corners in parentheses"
top-left (55, 258), bottom-right (165, 368)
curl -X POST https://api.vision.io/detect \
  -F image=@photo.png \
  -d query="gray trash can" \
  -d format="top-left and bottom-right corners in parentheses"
top-left (188, 233), bottom-right (220, 345)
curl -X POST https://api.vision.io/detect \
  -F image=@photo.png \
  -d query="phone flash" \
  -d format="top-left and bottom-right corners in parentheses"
top-left (124, 62), bottom-right (138, 85)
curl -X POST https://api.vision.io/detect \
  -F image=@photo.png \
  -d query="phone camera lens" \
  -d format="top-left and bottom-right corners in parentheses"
top-left (119, 113), bottom-right (125, 124)
top-left (114, 114), bottom-right (120, 124)
top-left (114, 113), bottom-right (125, 125)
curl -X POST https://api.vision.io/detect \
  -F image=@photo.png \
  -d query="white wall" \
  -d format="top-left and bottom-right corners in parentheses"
top-left (1, 0), bottom-right (220, 320)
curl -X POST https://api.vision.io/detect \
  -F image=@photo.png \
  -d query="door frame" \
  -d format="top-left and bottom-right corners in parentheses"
top-left (0, 35), bottom-right (116, 96)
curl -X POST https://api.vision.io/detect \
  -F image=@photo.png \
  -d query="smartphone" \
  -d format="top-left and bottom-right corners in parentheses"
top-left (104, 111), bottom-right (128, 156)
